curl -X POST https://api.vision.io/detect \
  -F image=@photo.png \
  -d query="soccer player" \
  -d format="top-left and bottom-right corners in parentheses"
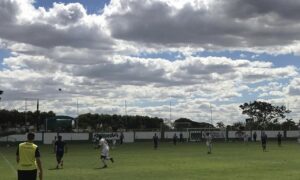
top-left (261, 131), bottom-right (268, 152)
top-left (120, 132), bottom-right (124, 145)
top-left (253, 131), bottom-right (257, 142)
top-left (205, 132), bottom-right (212, 154)
top-left (173, 133), bottom-right (178, 145)
top-left (153, 133), bottom-right (159, 149)
top-left (98, 136), bottom-right (114, 168)
top-left (54, 135), bottom-right (67, 169)
top-left (16, 132), bottom-right (43, 180)
top-left (179, 132), bottom-right (183, 142)
top-left (277, 132), bottom-right (282, 147)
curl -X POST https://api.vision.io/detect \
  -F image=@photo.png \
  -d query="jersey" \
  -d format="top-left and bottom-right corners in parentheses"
top-left (55, 140), bottom-right (66, 154)
top-left (16, 142), bottom-right (40, 170)
top-left (99, 138), bottom-right (110, 157)
top-left (206, 135), bottom-right (212, 146)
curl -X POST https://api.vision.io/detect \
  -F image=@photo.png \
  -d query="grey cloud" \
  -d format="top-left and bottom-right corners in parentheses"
top-left (0, 0), bottom-right (19, 23)
top-left (48, 3), bottom-right (85, 25)
top-left (225, 0), bottom-right (300, 20)
top-left (105, 0), bottom-right (300, 49)
top-left (0, 1), bottom-right (114, 49)
top-left (0, 21), bottom-right (113, 49)
top-left (72, 60), bottom-right (168, 85)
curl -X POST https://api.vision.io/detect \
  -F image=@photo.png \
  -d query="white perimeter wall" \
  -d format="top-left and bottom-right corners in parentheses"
top-left (0, 133), bottom-right (43, 142)
top-left (1, 130), bottom-right (299, 144)
top-left (164, 132), bottom-right (188, 139)
top-left (135, 132), bottom-right (160, 139)
top-left (287, 131), bottom-right (299, 138)
top-left (92, 132), bottom-right (134, 143)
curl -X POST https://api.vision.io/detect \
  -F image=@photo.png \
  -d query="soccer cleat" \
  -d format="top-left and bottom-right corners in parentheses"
top-left (102, 165), bottom-right (108, 168)
top-left (110, 158), bottom-right (114, 163)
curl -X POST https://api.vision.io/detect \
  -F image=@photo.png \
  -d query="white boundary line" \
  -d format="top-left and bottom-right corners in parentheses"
top-left (0, 150), bottom-right (16, 175)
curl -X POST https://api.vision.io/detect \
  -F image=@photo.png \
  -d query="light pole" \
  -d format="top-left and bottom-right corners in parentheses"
top-left (0, 90), bottom-right (3, 109)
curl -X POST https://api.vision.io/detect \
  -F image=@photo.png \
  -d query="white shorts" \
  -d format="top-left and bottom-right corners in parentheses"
top-left (101, 148), bottom-right (109, 157)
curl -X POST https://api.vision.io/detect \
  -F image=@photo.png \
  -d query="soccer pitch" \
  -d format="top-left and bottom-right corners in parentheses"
top-left (1, 141), bottom-right (300, 180)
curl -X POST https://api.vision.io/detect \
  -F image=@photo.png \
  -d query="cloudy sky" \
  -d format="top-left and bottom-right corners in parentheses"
top-left (1, 0), bottom-right (300, 125)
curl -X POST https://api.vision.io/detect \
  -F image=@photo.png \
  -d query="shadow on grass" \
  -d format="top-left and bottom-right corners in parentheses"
top-left (94, 167), bottom-right (108, 170)
top-left (48, 168), bottom-right (62, 170)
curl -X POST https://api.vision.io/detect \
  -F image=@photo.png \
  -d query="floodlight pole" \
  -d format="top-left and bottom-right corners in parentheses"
top-left (0, 90), bottom-right (3, 109)
top-left (210, 103), bottom-right (213, 132)
top-left (125, 100), bottom-right (127, 116)
top-left (77, 98), bottom-right (79, 132)
top-left (25, 98), bottom-right (28, 126)
top-left (169, 99), bottom-right (172, 122)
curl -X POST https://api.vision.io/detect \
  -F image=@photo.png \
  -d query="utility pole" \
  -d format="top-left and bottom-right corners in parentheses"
top-left (77, 98), bottom-right (79, 132)
top-left (210, 103), bottom-right (213, 132)
top-left (125, 100), bottom-right (127, 116)
top-left (25, 98), bottom-right (28, 127)
top-left (169, 99), bottom-right (172, 123)
top-left (0, 90), bottom-right (3, 109)
top-left (36, 99), bottom-right (40, 131)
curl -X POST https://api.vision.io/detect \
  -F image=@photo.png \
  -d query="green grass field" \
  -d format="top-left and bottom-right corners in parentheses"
top-left (1, 141), bottom-right (300, 180)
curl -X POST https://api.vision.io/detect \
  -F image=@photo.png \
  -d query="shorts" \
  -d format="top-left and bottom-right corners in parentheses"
top-left (56, 152), bottom-right (64, 158)
top-left (101, 148), bottom-right (109, 157)
top-left (18, 169), bottom-right (37, 180)
top-left (56, 152), bottom-right (64, 161)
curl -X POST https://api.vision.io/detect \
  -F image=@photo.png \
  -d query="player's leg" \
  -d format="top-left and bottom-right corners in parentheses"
top-left (56, 155), bottom-right (60, 168)
top-left (105, 151), bottom-right (114, 163)
top-left (101, 155), bottom-right (107, 168)
top-left (60, 153), bottom-right (64, 168)
top-left (208, 143), bottom-right (212, 154)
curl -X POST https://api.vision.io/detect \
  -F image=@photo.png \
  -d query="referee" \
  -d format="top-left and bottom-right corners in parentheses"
top-left (16, 132), bottom-right (43, 180)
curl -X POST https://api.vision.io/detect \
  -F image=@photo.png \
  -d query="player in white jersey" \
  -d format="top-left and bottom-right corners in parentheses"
top-left (98, 136), bottom-right (114, 168)
top-left (205, 132), bottom-right (212, 154)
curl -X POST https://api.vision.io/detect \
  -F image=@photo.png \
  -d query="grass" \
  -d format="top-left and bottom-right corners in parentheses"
top-left (1, 141), bottom-right (300, 180)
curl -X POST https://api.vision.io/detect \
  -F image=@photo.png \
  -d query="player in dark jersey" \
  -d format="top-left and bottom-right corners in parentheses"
top-left (54, 135), bottom-right (67, 169)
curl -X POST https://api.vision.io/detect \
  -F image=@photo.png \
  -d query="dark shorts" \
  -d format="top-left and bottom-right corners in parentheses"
top-left (101, 155), bottom-right (107, 159)
top-left (56, 152), bottom-right (64, 161)
top-left (56, 151), bottom-right (64, 157)
top-left (18, 169), bottom-right (37, 180)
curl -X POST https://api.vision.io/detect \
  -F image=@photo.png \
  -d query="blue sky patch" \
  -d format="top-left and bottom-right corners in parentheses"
top-left (132, 51), bottom-right (184, 61)
top-left (0, 48), bottom-right (11, 70)
top-left (33, 0), bottom-right (110, 14)
top-left (194, 50), bottom-right (300, 68)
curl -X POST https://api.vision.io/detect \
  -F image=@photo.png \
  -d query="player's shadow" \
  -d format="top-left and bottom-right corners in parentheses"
top-left (48, 168), bottom-right (62, 170)
top-left (94, 167), bottom-right (108, 170)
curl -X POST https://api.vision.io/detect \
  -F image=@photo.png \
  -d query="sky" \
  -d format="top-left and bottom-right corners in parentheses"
top-left (1, 0), bottom-right (300, 125)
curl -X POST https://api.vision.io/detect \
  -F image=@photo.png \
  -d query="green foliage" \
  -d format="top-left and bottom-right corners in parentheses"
top-left (240, 101), bottom-right (291, 129)
top-left (77, 113), bottom-right (163, 131)
top-left (0, 109), bottom-right (55, 130)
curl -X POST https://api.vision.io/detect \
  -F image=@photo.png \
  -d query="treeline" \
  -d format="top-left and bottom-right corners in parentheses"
top-left (0, 109), bottom-right (164, 131)
top-left (78, 113), bottom-right (164, 131)
top-left (226, 119), bottom-right (299, 131)
top-left (0, 109), bottom-right (56, 130)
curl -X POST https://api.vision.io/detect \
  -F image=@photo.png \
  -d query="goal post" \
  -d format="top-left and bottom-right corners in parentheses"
top-left (187, 128), bottom-right (227, 142)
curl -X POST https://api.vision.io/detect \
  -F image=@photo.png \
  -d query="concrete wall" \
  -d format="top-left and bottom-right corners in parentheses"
top-left (92, 132), bottom-right (134, 143)
top-left (1, 130), bottom-right (299, 144)
top-left (164, 132), bottom-right (188, 139)
top-left (135, 132), bottom-right (160, 139)
top-left (0, 133), bottom-right (43, 142)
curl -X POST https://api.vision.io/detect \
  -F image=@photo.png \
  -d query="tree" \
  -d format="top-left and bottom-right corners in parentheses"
top-left (240, 101), bottom-right (290, 129)
top-left (281, 119), bottom-right (297, 130)
top-left (216, 121), bottom-right (225, 129)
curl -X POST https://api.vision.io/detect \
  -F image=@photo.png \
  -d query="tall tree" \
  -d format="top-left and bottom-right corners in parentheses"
top-left (240, 101), bottom-right (290, 129)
